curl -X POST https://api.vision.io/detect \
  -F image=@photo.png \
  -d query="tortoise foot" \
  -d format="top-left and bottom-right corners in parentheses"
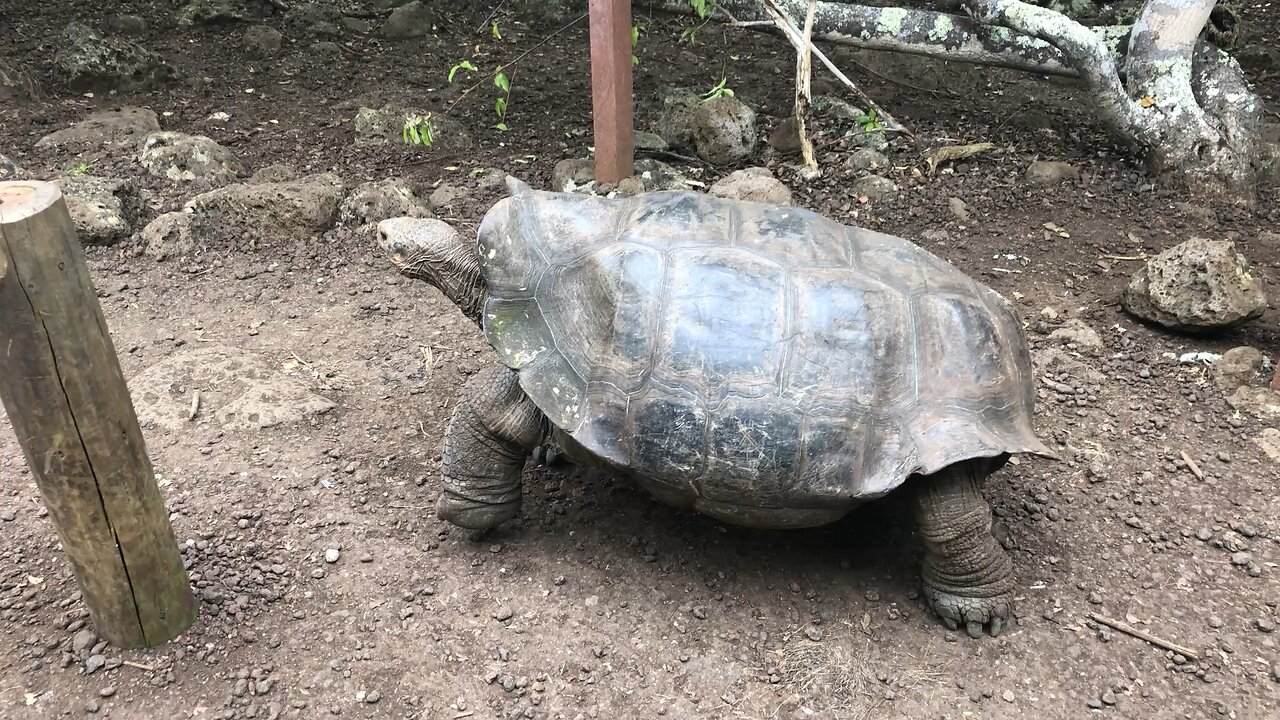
top-left (530, 444), bottom-right (563, 466)
top-left (922, 580), bottom-right (1011, 638)
top-left (437, 491), bottom-right (519, 530)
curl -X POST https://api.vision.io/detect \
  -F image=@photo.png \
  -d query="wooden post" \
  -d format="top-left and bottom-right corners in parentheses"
top-left (588, 0), bottom-right (635, 184)
top-left (0, 181), bottom-right (195, 648)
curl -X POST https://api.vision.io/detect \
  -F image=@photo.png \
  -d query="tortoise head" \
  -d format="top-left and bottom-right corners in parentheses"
top-left (377, 216), bottom-right (486, 323)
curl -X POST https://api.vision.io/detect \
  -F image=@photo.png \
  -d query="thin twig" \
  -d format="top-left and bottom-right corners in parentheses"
top-left (445, 12), bottom-right (589, 116)
top-left (752, 1), bottom-right (911, 137)
top-left (1088, 613), bottom-right (1199, 661)
top-left (1180, 450), bottom-right (1205, 480)
top-left (122, 660), bottom-right (157, 672)
top-left (188, 390), bottom-right (200, 421)
top-left (476, 0), bottom-right (512, 34)
top-left (1100, 254), bottom-right (1146, 261)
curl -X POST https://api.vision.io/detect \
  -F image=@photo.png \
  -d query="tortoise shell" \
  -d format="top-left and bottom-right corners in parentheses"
top-left (476, 187), bottom-right (1048, 528)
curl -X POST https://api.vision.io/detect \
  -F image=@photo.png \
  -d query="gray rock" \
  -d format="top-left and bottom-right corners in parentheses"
top-left (551, 158), bottom-right (596, 193)
top-left (427, 183), bottom-right (473, 210)
top-left (846, 148), bottom-right (890, 172)
top-left (708, 167), bottom-right (792, 206)
top-left (311, 41), bottom-right (342, 58)
top-left (131, 346), bottom-right (335, 430)
top-left (1212, 347), bottom-right (1264, 390)
top-left (353, 105), bottom-right (471, 149)
top-left (1121, 238), bottom-right (1268, 332)
top-left (811, 95), bottom-right (864, 123)
top-left (139, 131), bottom-right (244, 185)
top-left (848, 125), bottom-right (889, 153)
top-left (57, 175), bottom-right (144, 245)
top-left (107, 15), bottom-right (148, 36)
top-left (768, 117), bottom-right (803, 155)
top-left (54, 22), bottom-right (172, 91)
top-left (1236, 44), bottom-right (1279, 71)
top-left (35, 107), bottom-right (161, 156)
top-left (1048, 318), bottom-right (1103, 353)
top-left (141, 212), bottom-right (199, 260)
top-left (341, 17), bottom-right (372, 34)
top-left (85, 654), bottom-right (106, 673)
top-left (0, 153), bottom-right (21, 180)
top-left (143, 173), bottom-right (345, 258)
top-left (634, 131), bottom-right (668, 153)
top-left (339, 178), bottom-right (431, 226)
top-left (632, 159), bottom-right (688, 191)
top-left (851, 175), bottom-right (897, 204)
top-left (324, 548), bottom-right (340, 563)
top-left (1227, 386), bottom-right (1280, 421)
top-left (72, 630), bottom-right (97, 654)
top-left (947, 197), bottom-right (970, 223)
top-left (694, 96), bottom-right (757, 166)
top-left (652, 87), bottom-right (702, 153)
top-left (248, 164), bottom-right (296, 184)
top-left (176, 0), bottom-right (273, 27)
top-left (0, 58), bottom-right (39, 102)
top-left (1025, 160), bottom-right (1080, 186)
top-left (243, 25), bottom-right (283, 58)
top-left (287, 3), bottom-right (344, 36)
top-left (383, 1), bottom-right (436, 39)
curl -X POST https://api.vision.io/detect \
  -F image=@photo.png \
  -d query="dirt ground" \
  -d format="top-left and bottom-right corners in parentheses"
top-left (2, 2), bottom-right (1279, 719)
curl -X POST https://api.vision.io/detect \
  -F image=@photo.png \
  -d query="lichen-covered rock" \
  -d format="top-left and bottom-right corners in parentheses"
top-left (551, 158), bottom-right (596, 193)
top-left (383, 0), bottom-right (436, 39)
top-left (0, 58), bottom-right (39, 102)
top-left (427, 183), bottom-right (474, 210)
top-left (811, 95), bottom-right (863, 123)
top-left (852, 175), bottom-right (897, 204)
top-left (56, 175), bottom-right (144, 245)
top-left (1025, 160), bottom-right (1080, 186)
top-left (35, 107), bottom-right (161, 157)
top-left (248, 164), bottom-right (297, 184)
top-left (145, 173), bottom-right (345, 257)
top-left (139, 131), bottom-right (245, 185)
top-left (846, 148), bottom-right (890, 172)
top-left (176, 0), bottom-right (273, 27)
top-left (1047, 318), bottom-right (1103, 354)
top-left (694, 96), bottom-right (757, 166)
top-left (1227, 386), bottom-right (1280, 421)
top-left (339, 178), bottom-right (431, 226)
top-left (652, 87), bottom-right (701, 154)
top-left (1121, 238), bottom-right (1268, 332)
top-left (243, 25), bottom-right (283, 57)
top-left (708, 167), bottom-right (792, 206)
top-left (1212, 346), bottom-right (1264, 390)
top-left (352, 105), bottom-right (472, 149)
top-left (141, 211), bottom-right (199, 260)
top-left (551, 157), bottom-right (688, 195)
top-left (54, 22), bottom-right (172, 91)
top-left (634, 131), bottom-right (668, 153)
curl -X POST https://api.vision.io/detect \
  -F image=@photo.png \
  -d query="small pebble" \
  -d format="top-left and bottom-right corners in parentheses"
top-left (1255, 618), bottom-right (1275, 633)
top-left (493, 606), bottom-right (514, 622)
top-left (1101, 690), bottom-right (1117, 705)
top-left (98, 687), bottom-right (116, 698)
top-left (324, 548), bottom-right (340, 564)
top-left (365, 690), bottom-right (381, 704)
top-left (85, 655), bottom-right (105, 674)
top-left (803, 626), bottom-right (822, 642)
top-left (1208, 616), bottom-right (1224, 629)
top-left (1001, 689), bottom-right (1015, 703)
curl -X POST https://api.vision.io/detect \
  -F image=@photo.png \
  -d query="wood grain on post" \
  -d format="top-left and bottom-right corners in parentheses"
top-left (589, 0), bottom-right (635, 184)
top-left (0, 181), bottom-right (195, 648)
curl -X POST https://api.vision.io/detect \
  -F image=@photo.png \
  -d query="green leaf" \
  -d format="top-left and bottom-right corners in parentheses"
top-left (632, 54), bottom-right (639, 66)
top-left (631, 25), bottom-right (639, 47)
top-left (491, 22), bottom-right (501, 40)
top-left (494, 72), bottom-right (510, 93)
top-left (495, 122), bottom-right (509, 132)
top-left (495, 97), bottom-right (507, 116)
top-left (448, 60), bottom-right (477, 83)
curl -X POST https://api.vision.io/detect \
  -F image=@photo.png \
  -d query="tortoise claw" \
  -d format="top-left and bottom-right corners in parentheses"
top-left (923, 580), bottom-right (1012, 639)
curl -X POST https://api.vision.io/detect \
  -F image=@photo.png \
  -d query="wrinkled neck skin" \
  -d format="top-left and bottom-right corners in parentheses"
top-left (401, 244), bottom-right (487, 325)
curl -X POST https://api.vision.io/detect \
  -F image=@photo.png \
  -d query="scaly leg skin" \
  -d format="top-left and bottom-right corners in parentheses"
top-left (913, 459), bottom-right (1015, 639)
top-left (438, 365), bottom-right (546, 530)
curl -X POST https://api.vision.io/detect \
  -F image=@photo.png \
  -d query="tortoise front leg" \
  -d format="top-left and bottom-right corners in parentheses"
top-left (438, 365), bottom-right (546, 530)
top-left (913, 459), bottom-right (1015, 638)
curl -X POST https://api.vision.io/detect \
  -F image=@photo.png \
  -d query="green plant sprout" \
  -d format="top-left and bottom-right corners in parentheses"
top-left (448, 59), bottom-right (477, 83)
top-left (494, 71), bottom-right (511, 131)
top-left (855, 109), bottom-right (886, 133)
top-left (631, 24), bottom-right (640, 66)
top-left (491, 22), bottom-right (501, 40)
top-left (402, 114), bottom-right (435, 147)
top-left (681, 0), bottom-right (718, 44)
top-left (67, 162), bottom-right (93, 176)
top-left (702, 77), bottom-right (734, 100)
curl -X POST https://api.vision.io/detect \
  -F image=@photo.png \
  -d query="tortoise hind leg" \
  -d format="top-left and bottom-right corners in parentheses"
top-left (438, 365), bottom-right (546, 530)
top-left (913, 459), bottom-right (1014, 638)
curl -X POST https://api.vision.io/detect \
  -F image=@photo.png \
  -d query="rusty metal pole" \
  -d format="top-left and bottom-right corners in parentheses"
top-left (588, 0), bottom-right (635, 184)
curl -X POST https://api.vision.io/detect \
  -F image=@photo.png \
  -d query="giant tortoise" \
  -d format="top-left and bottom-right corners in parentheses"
top-left (378, 178), bottom-right (1051, 637)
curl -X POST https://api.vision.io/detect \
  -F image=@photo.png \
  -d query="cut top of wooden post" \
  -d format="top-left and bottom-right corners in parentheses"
top-left (0, 181), bottom-right (62, 224)
top-left (589, 0), bottom-right (635, 184)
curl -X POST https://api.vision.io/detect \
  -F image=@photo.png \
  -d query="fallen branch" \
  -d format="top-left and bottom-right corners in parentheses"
top-left (1179, 450), bottom-right (1204, 480)
top-left (764, 0), bottom-right (821, 176)
top-left (923, 142), bottom-right (997, 173)
top-left (1088, 613), bottom-right (1200, 661)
